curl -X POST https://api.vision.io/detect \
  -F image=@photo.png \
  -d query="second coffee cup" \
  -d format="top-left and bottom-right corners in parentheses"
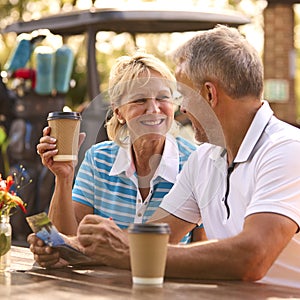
top-left (128, 223), bottom-right (170, 285)
top-left (47, 111), bottom-right (81, 162)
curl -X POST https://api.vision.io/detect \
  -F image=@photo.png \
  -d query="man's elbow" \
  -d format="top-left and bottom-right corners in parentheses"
top-left (240, 265), bottom-right (268, 282)
top-left (239, 250), bottom-right (271, 282)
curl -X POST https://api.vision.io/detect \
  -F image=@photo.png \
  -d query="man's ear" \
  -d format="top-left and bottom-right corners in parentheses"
top-left (204, 82), bottom-right (217, 107)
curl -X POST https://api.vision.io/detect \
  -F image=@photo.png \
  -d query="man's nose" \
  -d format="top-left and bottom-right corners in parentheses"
top-left (180, 105), bottom-right (187, 114)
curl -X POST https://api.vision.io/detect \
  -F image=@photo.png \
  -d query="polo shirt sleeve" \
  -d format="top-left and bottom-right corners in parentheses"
top-left (245, 140), bottom-right (300, 230)
top-left (159, 150), bottom-right (202, 225)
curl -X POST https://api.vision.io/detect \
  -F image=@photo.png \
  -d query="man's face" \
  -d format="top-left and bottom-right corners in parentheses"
top-left (175, 62), bottom-right (225, 147)
top-left (175, 63), bottom-right (208, 143)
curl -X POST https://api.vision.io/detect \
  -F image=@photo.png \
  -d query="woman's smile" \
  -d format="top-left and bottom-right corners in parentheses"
top-left (140, 117), bottom-right (165, 127)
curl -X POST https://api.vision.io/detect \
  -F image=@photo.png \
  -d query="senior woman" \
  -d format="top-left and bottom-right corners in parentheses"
top-left (33, 52), bottom-right (199, 253)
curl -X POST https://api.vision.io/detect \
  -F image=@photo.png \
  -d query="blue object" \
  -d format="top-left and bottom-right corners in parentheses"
top-left (54, 45), bottom-right (74, 94)
top-left (5, 39), bottom-right (32, 71)
top-left (35, 49), bottom-right (54, 95)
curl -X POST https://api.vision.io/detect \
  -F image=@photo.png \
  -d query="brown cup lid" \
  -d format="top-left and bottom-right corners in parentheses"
top-left (128, 223), bottom-right (170, 234)
top-left (47, 111), bottom-right (81, 121)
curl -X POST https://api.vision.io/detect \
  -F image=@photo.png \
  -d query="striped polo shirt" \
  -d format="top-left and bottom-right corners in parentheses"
top-left (72, 134), bottom-right (197, 243)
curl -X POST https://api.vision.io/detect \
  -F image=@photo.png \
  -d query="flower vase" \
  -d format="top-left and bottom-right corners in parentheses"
top-left (0, 215), bottom-right (12, 272)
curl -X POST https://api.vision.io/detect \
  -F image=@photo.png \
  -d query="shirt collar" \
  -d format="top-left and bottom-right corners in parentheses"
top-left (110, 134), bottom-right (180, 183)
top-left (208, 145), bottom-right (227, 171)
top-left (207, 100), bottom-right (274, 167)
top-left (235, 100), bottom-right (273, 163)
top-left (110, 144), bottom-right (133, 177)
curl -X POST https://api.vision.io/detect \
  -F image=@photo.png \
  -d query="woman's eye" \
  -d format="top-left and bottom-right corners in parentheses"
top-left (132, 98), bottom-right (148, 104)
top-left (156, 96), bottom-right (172, 102)
top-left (130, 96), bottom-right (172, 104)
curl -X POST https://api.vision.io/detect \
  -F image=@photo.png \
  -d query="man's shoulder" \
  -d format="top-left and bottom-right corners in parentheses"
top-left (265, 117), bottom-right (300, 147)
top-left (195, 142), bottom-right (220, 152)
top-left (182, 142), bottom-right (223, 166)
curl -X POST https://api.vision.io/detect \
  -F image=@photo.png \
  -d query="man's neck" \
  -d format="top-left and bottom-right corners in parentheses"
top-left (219, 97), bottom-right (262, 164)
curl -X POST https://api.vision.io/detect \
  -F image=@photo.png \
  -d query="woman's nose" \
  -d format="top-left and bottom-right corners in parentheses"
top-left (146, 98), bottom-right (160, 113)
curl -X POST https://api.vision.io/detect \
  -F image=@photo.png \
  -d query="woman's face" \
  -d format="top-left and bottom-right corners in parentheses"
top-left (115, 70), bottom-right (175, 142)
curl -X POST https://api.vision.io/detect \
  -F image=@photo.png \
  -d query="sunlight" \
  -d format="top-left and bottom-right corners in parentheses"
top-left (76, 0), bottom-right (94, 9)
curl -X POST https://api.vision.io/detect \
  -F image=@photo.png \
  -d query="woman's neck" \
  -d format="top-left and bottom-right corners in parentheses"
top-left (132, 137), bottom-right (166, 200)
top-left (132, 137), bottom-right (165, 176)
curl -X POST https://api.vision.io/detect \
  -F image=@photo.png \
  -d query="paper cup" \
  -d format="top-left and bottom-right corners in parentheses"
top-left (47, 111), bottom-right (81, 161)
top-left (128, 223), bottom-right (170, 285)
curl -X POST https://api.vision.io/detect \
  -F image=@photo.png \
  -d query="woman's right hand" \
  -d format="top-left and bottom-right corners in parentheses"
top-left (36, 126), bottom-right (85, 178)
top-left (27, 233), bottom-right (66, 268)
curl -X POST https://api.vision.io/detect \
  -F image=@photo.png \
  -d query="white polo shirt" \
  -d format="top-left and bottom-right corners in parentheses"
top-left (160, 101), bottom-right (300, 288)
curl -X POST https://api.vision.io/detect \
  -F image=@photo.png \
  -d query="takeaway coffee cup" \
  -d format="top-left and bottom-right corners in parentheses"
top-left (128, 223), bottom-right (170, 285)
top-left (47, 111), bottom-right (81, 162)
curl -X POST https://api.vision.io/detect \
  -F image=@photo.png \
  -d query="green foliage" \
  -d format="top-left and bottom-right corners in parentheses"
top-left (0, 232), bottom-right (10, 256)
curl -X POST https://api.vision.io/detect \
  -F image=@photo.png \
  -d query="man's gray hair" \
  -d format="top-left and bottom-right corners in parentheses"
top-left (172, 24), bottom-right (264, 99)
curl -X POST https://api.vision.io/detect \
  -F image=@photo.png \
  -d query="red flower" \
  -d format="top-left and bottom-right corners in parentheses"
top-left (0, 173), bottom-right (27, 217)
top-left (5, 176), bottom-right (14, 192)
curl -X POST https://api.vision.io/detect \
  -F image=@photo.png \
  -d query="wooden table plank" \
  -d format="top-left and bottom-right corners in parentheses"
top-left (2, 246), bottom-right (300, 300)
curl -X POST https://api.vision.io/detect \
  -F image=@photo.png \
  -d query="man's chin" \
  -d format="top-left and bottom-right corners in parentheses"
top-left (194, 130), bottom-right (209, 144)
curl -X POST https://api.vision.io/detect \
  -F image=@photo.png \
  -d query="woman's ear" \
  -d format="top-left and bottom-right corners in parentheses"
top-left (115, 108), bottom-right (125, 124)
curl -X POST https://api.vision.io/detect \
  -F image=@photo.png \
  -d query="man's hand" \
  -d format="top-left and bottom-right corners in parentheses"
top-left (77, 215), bottom-right (130, 269)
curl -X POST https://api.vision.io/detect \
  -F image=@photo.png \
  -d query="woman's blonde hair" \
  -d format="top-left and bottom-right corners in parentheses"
top-left (106, 51), bottom-right (176, 146)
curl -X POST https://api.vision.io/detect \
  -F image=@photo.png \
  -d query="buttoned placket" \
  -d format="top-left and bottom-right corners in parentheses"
top-left (211, 147), bottom-right (230, 225)
top-left (221, 162), bottom-right (237, 224)
top-left (128, 173), bottom-right (154, 223)
top-left (110, 134), bottom-right (180, 224)
top-left (135, 188), bottom-right (153, 222)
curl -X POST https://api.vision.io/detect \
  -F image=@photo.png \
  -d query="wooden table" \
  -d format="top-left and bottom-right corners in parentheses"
top-left (2, 246), bottom-right (300, 300)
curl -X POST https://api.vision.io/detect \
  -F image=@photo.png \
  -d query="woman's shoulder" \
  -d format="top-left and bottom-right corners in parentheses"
top-left (88, 140), bottom-right (120, 157)
top-left (173, 137), bottom-right (198, 167)
top-left (175, 136), bottom-right (197, 153)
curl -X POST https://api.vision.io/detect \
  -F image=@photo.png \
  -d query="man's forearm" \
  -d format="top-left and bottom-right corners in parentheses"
top-left (165, 239), bottom-right (257, 281)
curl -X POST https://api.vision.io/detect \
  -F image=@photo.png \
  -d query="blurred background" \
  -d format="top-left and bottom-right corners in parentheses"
top-left (0, 0), bottom-right (298, 113)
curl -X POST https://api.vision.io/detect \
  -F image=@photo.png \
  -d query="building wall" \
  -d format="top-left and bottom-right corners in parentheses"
top-left (263, 3), bottom-right (298, 124)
